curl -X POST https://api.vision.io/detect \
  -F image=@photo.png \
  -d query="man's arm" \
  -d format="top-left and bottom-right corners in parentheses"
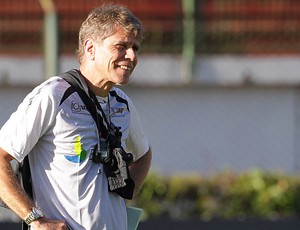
top-left (0, 147), bottom-right (68, 229)
top-left (0, 147), bottom-right (34, 220)
top-left (129, 147), bottom-right (152, 196)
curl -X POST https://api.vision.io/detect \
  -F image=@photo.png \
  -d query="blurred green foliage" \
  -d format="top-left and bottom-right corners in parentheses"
top-left (127, 170), bottom-right (300, 220)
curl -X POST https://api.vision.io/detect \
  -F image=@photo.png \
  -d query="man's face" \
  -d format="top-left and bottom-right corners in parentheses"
top-left (93, 27), bottom-right (140, 85)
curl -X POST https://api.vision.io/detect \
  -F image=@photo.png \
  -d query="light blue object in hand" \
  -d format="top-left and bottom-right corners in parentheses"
top-left (126, 206), bottom-right (143, 230)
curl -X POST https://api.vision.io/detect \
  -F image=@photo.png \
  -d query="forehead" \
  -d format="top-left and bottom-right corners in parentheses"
top-left (102, 27), bottom-right (140, 46)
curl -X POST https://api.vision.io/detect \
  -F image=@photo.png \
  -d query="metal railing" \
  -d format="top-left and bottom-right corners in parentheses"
top-left (2, 0), bottom-right (300, 55)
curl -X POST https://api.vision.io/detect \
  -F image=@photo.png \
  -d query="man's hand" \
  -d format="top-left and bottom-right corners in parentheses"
top-left (30, 217), bottom-right (70, 230)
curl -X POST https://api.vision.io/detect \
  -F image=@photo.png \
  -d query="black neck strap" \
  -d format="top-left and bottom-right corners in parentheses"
top-left (61, 69), bottom-right (109, 139)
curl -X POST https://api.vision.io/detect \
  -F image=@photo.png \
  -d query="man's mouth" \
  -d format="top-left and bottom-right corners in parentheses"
top-left (119, 65), bottom-right (132, 72)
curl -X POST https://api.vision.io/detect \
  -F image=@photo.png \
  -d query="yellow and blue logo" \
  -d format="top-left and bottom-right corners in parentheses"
top-left (65, 136), bottom-right (87, 163)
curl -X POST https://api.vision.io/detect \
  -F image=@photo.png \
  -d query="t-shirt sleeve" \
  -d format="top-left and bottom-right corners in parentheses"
top-left (125, 100), bottom-right (150, 162)
top-left (0, 80), bottom-right (60, 162)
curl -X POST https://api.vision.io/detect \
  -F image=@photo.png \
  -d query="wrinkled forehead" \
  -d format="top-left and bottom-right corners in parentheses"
top-left (98, 25), bottom-right (142, 44)
top-left (101, 27), bottom-right (140, 46)
top-left (107, 23), bottom-right (142, 41)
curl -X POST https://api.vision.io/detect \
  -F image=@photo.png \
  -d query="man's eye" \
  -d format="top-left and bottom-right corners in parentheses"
top-left (133, 45), bottom-right (139, 52)
top-left (116, 44), bottom-right (126, 50)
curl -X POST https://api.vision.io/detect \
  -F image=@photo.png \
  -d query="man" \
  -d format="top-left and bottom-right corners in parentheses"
top-left (0, 3), bottom-right (152, 230)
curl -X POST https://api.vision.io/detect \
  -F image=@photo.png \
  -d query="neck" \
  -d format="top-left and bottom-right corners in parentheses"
top-left (86, 81), bottom-right (112, 97)
top-left (80, 67), bottom-right (114, 97)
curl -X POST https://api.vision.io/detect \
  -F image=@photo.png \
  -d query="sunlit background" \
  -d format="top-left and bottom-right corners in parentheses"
top-left (1, 0), bottom-right (300, 229)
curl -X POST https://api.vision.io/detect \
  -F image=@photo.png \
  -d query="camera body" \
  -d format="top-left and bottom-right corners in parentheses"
top-left (92, 125), bottom-right (133, 165)
top-left (92, 139), bottom-right (111, 164)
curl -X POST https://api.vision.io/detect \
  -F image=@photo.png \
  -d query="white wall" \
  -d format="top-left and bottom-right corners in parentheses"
top-left (0, 55), bottom-right (300, 175)
top-left (1, 54), bottom-right (300, 86)
top-left (1, 86), bottom-right (299, 175)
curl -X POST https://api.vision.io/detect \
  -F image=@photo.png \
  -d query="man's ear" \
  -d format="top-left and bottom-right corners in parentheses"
top-left (84, 39), bottom-right (95, 61)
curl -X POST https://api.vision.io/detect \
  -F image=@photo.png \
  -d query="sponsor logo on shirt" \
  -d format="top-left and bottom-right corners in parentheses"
top-left (111, 107), bottom-right (125, 117)
top-left (71, 101), bottom-right (89, 114)
top-left (64, 136), bottom-right (87, 163)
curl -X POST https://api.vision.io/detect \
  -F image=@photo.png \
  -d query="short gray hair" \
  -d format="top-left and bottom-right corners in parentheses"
top-left (76, 3), bottom-right (143, 64)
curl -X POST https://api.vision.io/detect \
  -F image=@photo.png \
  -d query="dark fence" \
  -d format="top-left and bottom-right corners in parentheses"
top-left (1, 0), bottom-right (300, 55)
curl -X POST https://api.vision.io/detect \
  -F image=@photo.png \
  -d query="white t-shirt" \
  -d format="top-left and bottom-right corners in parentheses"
top-left (0, 75), bottom-right (149, 230)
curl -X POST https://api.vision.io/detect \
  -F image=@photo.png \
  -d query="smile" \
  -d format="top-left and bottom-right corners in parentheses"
top-left (119, 65), bottom-right (132, 71)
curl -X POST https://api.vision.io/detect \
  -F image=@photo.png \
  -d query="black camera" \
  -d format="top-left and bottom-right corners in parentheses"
top-left (92, 139), bottom-right (111, 164)
top-left (92, 125), bottom-right (132, 164)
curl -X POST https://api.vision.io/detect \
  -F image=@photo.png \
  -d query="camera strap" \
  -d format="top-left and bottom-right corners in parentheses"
top-left (61, 69), bottom-right (109, 139)
top-left (61, 69), bottom-right (135, 199)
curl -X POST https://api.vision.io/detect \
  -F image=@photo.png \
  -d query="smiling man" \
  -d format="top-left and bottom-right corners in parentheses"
top-left (0, 4), bottom-right (152, 230)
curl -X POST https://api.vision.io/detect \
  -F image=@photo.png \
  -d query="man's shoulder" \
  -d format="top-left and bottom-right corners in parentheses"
top-left (110, 87), bottom-right (131, 102)
top-left (33, 76), bottom-right (66, 91)
top-left (110, 87), bottom-right (126, 96)
top-left (109, 87), bottom-right (132, 110)
top-left (34, 76), bottom-right (71, 97)
top-left (25, 76), bottom-right (72, 107)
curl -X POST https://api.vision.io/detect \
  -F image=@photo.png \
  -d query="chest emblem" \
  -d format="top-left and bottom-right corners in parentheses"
top-left (64, 136), bottom-right (87, 163)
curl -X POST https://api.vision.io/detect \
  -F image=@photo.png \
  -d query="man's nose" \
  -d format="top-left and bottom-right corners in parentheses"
top-left (125, 48), bottom-right (137, 61)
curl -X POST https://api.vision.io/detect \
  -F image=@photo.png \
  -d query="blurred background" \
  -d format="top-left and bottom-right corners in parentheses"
top-left (1, 0), bottom-right (300, 229)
